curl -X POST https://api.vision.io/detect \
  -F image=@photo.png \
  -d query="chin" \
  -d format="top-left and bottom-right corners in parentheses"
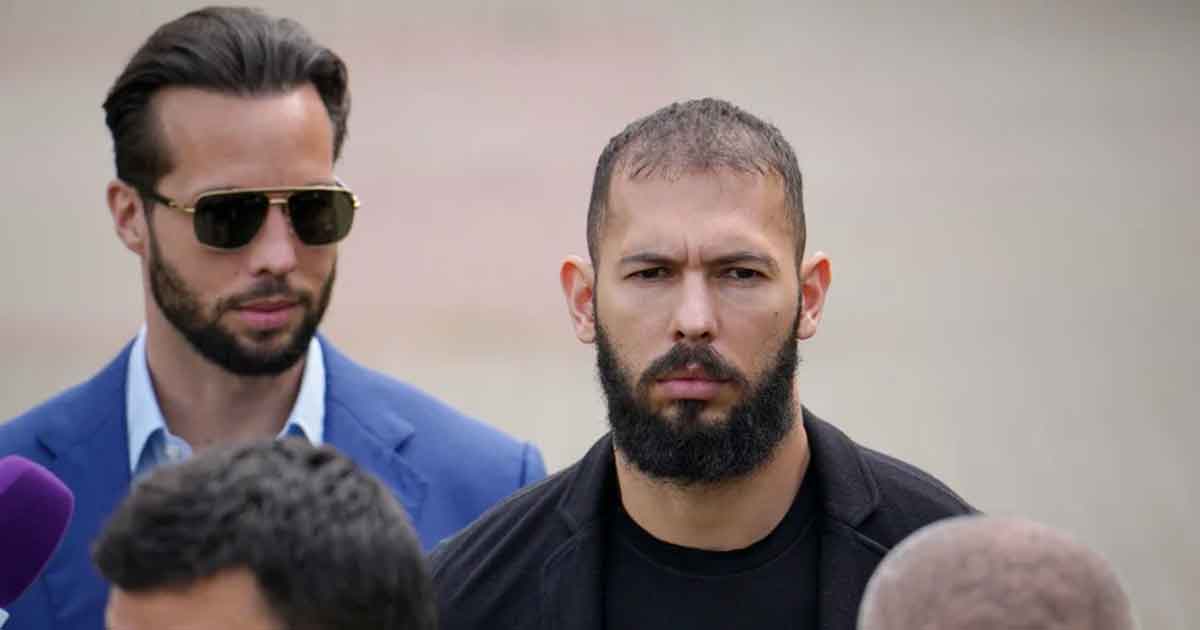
top-left (658, 400), bottom-right (733, 426)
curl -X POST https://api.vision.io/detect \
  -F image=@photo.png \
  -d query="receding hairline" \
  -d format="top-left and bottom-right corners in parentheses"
top-left (592, 161), bottom-right (800, 258)
top-left (585, 98), bottom-right (806, 265)
top-left (141, 82), bottom-right (334, 188)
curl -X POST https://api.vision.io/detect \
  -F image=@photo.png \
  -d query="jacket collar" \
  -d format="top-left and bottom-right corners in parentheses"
top-left (803, 409), bottom-right (882, 528)
top-left (553, 408), bottom-right (882, 531)
top-left (544, 407), bottom-right (886, 630)
top-left (554, 432), bottom-right (618, 534)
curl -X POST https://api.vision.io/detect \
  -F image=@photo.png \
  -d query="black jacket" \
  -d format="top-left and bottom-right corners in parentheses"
top-left (430, 410), bottom-right (974, 630)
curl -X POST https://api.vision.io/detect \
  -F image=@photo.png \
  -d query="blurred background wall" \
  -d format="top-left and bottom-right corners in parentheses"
top-left (1, 1), bottom-right (1196, 626)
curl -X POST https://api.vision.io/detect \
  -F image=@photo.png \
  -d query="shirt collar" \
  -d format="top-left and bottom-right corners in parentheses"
top-left (125, 326), bottom-right (326, 474)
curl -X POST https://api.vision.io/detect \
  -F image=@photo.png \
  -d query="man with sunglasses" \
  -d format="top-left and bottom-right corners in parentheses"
top-left (0, 7), bottom-right (545, 630)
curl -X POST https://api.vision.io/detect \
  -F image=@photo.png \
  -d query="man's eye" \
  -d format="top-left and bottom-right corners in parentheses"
top-left (723, 268), bottom-right (762, 280)
top-left (633, 268), bottom-right (669, 280)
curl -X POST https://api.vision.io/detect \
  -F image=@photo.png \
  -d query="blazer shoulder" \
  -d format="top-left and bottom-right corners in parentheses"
top-left (0, 402), bottom-right (52, 458)
top-left (324, 341), bottom-right (522, 443)
top-left (0, 347), bottom-right (130, 458)
top-left (322, 341), bottom-right (546, 489)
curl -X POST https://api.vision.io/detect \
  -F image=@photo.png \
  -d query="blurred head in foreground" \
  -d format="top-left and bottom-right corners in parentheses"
top-left (858, 515), bottom-right (1135, 630)
top-left (93, 438), bottom-right (435, 630)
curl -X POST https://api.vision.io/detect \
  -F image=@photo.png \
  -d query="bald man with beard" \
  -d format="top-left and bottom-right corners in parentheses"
top-left (858, 515), bottom-right (1137, 630)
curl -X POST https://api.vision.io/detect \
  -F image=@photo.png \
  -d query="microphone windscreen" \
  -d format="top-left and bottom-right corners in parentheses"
top-left (0, 455), bottom-right (74, 607)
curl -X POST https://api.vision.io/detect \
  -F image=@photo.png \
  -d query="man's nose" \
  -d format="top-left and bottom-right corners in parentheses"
top-left (244, 199), bottom-right (298, 277)
top-left (671, 273), bottom-right (718, 343)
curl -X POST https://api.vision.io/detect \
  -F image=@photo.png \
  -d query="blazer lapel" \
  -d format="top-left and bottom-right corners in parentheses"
top-left (320, 341), bottom-right (428, 535)
top-left (37, 350), bottom-right (133, 629)
top-left (324, 401), bottom-right (427, 521)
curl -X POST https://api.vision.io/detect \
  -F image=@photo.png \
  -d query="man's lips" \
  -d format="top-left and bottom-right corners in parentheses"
top-left (232, 299), bottom-right (299, 329)
top-left (237, 297), bottom-right (297, 310)
top-left (655, 367), bottom-right (729, 400)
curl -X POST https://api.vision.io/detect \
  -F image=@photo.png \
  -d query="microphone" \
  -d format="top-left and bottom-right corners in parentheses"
top-left (0, 456), bottom-right (75, 628)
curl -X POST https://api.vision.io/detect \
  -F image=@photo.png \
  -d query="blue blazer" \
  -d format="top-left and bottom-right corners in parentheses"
top-left (0, 336), bottom-right (546, 630)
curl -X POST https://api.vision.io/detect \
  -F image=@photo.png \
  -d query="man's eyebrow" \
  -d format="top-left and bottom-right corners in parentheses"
top-left (617, 251), bottom-right (780, 273)
top-left (618, 252), bottom-right (678, 266)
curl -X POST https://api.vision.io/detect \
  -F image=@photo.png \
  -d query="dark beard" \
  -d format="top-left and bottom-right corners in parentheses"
top-left (147, 225), bottom-right (333, 376)
top-left (595, 310), bottom-right (800, 486)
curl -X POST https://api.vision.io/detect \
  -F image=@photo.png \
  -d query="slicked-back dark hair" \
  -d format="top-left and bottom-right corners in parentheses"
top-left (93, 438), bottom-right (436, 630)
top-left (587, 98), bottom-right (805, 265)
top-left (103, 5), bottom-right (350, 191)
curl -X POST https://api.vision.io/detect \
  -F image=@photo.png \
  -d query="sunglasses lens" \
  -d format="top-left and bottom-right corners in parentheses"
top-left (194, 192), bottom-right (269, 249)
top-left (288, 190), bottom-right (355, 245)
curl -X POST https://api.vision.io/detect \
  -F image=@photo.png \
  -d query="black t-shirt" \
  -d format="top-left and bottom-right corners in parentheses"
top-left (603, 476), bottom-right (822, 630)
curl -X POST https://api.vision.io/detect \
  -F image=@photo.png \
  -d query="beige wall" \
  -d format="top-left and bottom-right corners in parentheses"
top-left (2, 1), bottom-right (1197, 627)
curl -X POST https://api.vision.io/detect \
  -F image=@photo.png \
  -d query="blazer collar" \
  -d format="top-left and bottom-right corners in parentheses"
top-left (33, 337), bottom-right (436, 625)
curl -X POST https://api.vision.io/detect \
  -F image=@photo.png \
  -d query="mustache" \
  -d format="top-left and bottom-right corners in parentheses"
top-left (218, 277), bottom-right (312, 312)
top-left (638, 343), bottom-right (748, 389)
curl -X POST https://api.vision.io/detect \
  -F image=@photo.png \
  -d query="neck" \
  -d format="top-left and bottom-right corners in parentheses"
top-left (615, 413), bottom-right (811, 551)
top-left (143, 313), bottom-right (305, 451)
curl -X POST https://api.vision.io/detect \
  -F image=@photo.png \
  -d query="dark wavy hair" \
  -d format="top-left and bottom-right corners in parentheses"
top-left (103, 6), bottom-right (351, 192)
top-left (93, 438), bottom-right (435, 630)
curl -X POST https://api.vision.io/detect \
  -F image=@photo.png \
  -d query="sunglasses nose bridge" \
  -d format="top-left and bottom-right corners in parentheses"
top-left (261, 195), bottom-right (302, 244)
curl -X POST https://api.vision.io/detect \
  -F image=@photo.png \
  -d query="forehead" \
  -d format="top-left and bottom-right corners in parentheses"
top-left (151, 84), bottom-right (334, 190)
top-left (106, 569), bottom-right (281, 630)
top-left (601, 168), bottom-right (794, 259)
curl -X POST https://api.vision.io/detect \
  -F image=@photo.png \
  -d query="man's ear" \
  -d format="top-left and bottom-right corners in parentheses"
top-left (560, 255), bottom-right (596, 344)
top-left (108, 180), bottom-right (149, 258)
top-left (796, 252), bottom-right (832, 340)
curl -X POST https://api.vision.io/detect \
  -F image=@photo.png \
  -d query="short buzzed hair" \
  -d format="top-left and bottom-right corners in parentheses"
top-left (93, 438), bottom-right (436, 630)
top-left (858, 515), bottom-right (1136, 630)
top-left (586, 98), bottom-right (805, 265)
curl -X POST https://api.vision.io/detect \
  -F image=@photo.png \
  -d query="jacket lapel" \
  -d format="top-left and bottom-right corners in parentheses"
top-left (540, 526), bottom-right (607, 630)
top-left (537, 415), bottom-right (892, 630)
top-left (540, 436), bottom-right (616, 630)
top-left (320, 341), bottom-right (428, 534)
top-left (804, 410), bottom-right (887, 630)
top-left (815, 522), bottom-right (887, 630)
top-left (37, 348), bottom-right (133, 629)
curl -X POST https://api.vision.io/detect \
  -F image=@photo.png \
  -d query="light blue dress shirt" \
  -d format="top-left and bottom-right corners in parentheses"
top-left (125, 326), bottom-right (326, 477)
